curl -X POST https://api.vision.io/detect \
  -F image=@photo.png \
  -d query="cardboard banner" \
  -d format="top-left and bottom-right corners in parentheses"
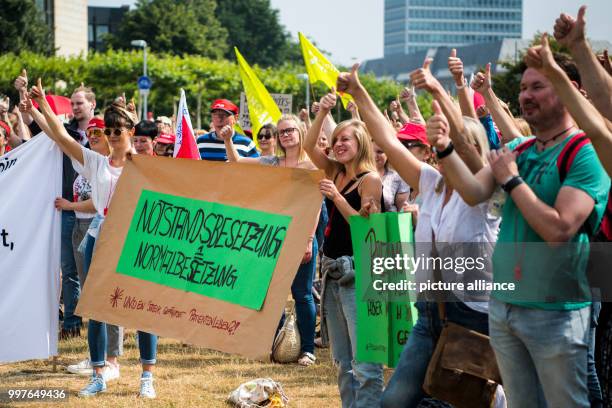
top-left (350, 212), bottom-right (418, 367)
top-left (76, 156), bottom-right (322, 360)
top-left (0, 134), bottom-right (62, 363)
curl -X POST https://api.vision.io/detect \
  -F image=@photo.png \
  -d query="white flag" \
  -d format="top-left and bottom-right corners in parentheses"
top-left (0, 134), bottom-right (62, 363)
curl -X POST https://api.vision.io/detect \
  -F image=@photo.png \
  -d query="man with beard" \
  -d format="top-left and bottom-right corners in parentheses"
top-left (426, 52), bottom-right (610, 407)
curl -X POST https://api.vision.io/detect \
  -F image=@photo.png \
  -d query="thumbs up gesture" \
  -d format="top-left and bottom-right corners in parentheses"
top-left (524, 33), bottom-right (558, 75)
top-left (319, 87), bottom-right (338, 114)
top-left (426, 100), bottom-right (451, 152)
top-left (470, 63), bottom-right (492, 95)
top-left (410, 58), bottom-right (439, 94)
top-left (14, 69), bottom-right (28, 93)
top-left (336, 63), bottom-right (362, 95)
top-left (554, 5), bottom-right (587, 49)
top-left (447, 49), bottom-right (466, 87)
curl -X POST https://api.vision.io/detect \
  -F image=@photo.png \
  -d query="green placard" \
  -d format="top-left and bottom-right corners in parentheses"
top-left (350, 212), bottom-right (417, 368)
top-left (116, 190), bottom-right (292, 310)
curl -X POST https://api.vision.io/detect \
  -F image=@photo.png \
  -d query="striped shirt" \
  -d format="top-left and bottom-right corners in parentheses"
top-left (197, 131), bottom-right (259, 161)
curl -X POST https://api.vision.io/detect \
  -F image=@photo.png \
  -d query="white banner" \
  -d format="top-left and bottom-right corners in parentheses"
top-left (0, 134), bottom-right (62, 363)
top-left (239, 92), bottom-right (293, 131)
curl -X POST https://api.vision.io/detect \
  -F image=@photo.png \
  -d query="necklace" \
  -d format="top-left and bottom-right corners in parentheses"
top-left (535, 126), bottom-right (574, 148)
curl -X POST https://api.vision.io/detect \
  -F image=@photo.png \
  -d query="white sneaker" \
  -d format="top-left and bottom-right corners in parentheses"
top-left (66, 358), bottom-right (92, 376)
top-left (101, 363), bottom-right (120, 382)
top-left (139, 374), bottom-right (156, 399)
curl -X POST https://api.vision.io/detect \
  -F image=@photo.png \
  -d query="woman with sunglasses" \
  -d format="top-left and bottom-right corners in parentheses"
top-left (223, 115), bottom-right (320, 366)
top-left (256, 123), bottom-right (277, 156)
top-left (24, 79), bottom-right (159, 399)
top-left (304, 89), bottom-right (384, 408)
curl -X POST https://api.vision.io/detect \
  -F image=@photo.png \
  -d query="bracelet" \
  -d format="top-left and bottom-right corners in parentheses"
top-left (455, 77), bottom-right (467, 90)
top-left (501, 175), bottom-right (524, 193)
top-left (435, 142), bottom-right (454, 159)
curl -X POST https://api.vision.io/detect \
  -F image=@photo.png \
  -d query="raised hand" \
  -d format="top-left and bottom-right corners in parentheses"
top-left (29, 78), bottom-right (46, 102)
top-left (298, 107), bottom-right (309, 122)
top-left (410, 58), bottom-right (439, 93)
top-left (400, 86), bottom-right (416, 102)
top-left (448, 49), bottom-right (465, 86)
top-left (426, 100), bottom-right (451, 151)
top-left (470, 63), bottom-right (492, 94)
top-left (554, 5), bottom-right (587, 49)
top-left (524, 33), bottom-right (557, 75)
top-left (389, 95), bottom-right (401, 113)
top-left (336, 63), bottom-right (362, 95)
top-left (218, 124), bottom-right (233, 141)
top-left (476, 105), bottom-right (490, 119)
top-left (598, 50), bottom-right (612, 76)
top-left (0, 96), bottom-right (9, 115)
top-left (14, 69), bottom-right (28, 93)
top-left (19, 98), bottom-right (33, 113)
top-left (319, 88), bottom-right (337, 113)
top-left (311, 101), bottom-right (320, 114)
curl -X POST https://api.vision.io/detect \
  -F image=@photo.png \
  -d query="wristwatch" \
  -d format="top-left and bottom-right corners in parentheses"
top-left (435, 142), bottom-right (454, 159)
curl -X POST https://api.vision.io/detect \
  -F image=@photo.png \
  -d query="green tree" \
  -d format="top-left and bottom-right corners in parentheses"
top-left (0, 0), bottom-right (53, 55)
top-left (216, 0), bottom-right (300, 66)
top-left (104, 0), bottom-right (227, 58)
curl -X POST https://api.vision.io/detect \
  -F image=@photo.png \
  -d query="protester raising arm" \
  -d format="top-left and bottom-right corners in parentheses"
top-left (336, 64), bottom-right (421, 190)
top-left (426, 101), bottom-right (497, 205)
top-left (471, 63), bottom-right (522, 143)
top-left (411, 57), bottom-right (483, 173)
top-left (304, 92), bottom-right (339, 176)
top-left (448, 49), bottom-right (477, 119)
top-left (400, 86), bottom-right (426, 125)
top-left (28, 79), bottom-right (84, 164)
top-left (526, 33), bottom-right (612, 176)
top-left (389, 96), bottom-right (409, 124)
top-left (221, 124), bottom-right (261, 163)
top-left (554, 5), bottom-right (612, 121)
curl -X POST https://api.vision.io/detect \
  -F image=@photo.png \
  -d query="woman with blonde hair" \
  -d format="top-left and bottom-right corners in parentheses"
top-left (304, 90), bottom-right (384, 408)
top-left (223, 114), bottom-right (320, 366)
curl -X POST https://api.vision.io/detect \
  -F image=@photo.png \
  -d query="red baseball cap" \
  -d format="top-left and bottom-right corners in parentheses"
top-left (210, 99), bottom-right (239, 115)
top-left (87, 117), bottom-right (105, 130)
top-left (397, 122), bottom-right (429, 146)
top-left (155, 133), bottom-right (176, 144)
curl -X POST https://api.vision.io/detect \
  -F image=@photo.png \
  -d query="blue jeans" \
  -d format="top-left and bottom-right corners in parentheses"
top-left (488, 298), bottom-right (590, 408)
top-left (82, 234), bottom-right (124, 358)
top-left (61, 211), bottom-right (81, 330)
top-left (588, 301), bottom-right (603, 407)
top-left (292, 239), bottom-right (317, 354)
top-left (381, 301), bottom-right (489, 408)
top-left (324, 278), bottom-right (383, 408)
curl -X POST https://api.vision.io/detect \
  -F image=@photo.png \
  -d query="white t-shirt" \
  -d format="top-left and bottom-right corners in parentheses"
top-left (382, 169), bottom-right (410, 212)
top-left (71, 146), bottom-right (123, 219)
top-left (414, 163), bottom-right (500, 313)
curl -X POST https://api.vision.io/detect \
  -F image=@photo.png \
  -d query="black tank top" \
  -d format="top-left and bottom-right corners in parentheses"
top-left (323, 172), bottom-right (369, 259)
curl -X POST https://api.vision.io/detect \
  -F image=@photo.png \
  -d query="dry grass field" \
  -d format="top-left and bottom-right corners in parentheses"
top-left (0, 328), bottom-right (348, 408)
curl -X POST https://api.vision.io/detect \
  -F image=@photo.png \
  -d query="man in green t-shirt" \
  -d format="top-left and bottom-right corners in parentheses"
top-left (426, 53), bottom-right (610, 407)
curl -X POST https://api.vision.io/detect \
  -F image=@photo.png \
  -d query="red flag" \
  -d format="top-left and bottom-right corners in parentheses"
top-left (174, 89), bottom-right (200, 160)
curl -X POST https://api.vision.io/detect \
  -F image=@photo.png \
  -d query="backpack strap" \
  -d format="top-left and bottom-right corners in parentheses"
top-left (513, 138), bottom-right (537, 156)
top-left (557, 132), bottom-right (590, 183)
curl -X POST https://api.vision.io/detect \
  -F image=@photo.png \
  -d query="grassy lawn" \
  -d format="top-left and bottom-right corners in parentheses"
top-left (0, 328), bottom-right (344, 407)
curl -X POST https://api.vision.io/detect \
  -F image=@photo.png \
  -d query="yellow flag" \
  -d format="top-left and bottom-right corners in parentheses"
top-left (298, 32), bottom-right (353, 108)
top-left (235, 47), bottom-right (282, 146)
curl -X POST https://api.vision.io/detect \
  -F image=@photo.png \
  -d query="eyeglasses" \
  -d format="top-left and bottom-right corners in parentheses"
top-left (87, 129), bottom-right (104, 138)
top-left (104, 128), bottom-right (126, 137)
top-left (278, 127), bottom-right (297, 136)
top-left (258, 132), bottom-right (273, 140)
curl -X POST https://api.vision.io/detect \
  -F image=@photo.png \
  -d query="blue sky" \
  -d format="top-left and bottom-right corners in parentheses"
top-left (89, 0), bottom-right (612, 65)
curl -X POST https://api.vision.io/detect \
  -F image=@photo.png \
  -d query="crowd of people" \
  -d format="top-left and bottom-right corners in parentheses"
top-left (2, 5), bottom-right (612, 407)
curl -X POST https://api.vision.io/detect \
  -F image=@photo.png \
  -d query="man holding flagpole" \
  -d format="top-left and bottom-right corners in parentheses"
top-left (196, 98), bottom-right (259, 161)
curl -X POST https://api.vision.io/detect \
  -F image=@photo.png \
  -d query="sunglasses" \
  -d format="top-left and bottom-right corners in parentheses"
top-left (278, 127), bottom-right (297, 136)
top-left (104, 128), bottom-right (128, 137)
top-left (258, 132), bottom-right (273, 140)
top-left (87, 129), bottom-right (105, 137)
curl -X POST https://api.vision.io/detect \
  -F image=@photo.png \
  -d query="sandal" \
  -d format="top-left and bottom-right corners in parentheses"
top-left (297, 352), bottom-right (316, 366)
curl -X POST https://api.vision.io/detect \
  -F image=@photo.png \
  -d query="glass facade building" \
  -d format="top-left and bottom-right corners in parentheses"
top-left (384, 0), bottom-right (522, 56)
